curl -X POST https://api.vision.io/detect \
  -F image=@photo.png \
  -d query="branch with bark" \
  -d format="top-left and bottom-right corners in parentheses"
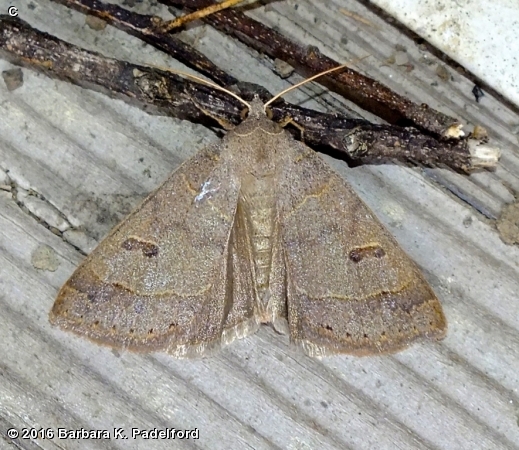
top-left (0, 11), bottom-right (498, 172)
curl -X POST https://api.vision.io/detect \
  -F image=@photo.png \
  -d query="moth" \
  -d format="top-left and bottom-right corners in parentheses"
top-left (49, 94), bottom-right (447, 358)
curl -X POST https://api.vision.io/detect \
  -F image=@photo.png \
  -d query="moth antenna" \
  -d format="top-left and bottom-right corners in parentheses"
top-left (264, 56), bottom-right (370, 109)
top-left (145, 64), bottom-right (251, 109)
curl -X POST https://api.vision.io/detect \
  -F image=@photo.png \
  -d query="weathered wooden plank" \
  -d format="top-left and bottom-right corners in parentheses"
top-left (1, 1), bottom-right (518, 449)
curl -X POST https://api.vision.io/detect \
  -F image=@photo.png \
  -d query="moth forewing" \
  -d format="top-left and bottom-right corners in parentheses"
top-left (50, 143), bottom-right (252, 357)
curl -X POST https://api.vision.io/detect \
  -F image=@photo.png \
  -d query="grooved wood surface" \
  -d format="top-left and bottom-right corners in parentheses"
top-left (1, 1), bottom-right (518, 449)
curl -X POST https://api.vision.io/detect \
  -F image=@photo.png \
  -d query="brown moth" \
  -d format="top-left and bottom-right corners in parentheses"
top-left (49, 97), bottom-right (446, 358)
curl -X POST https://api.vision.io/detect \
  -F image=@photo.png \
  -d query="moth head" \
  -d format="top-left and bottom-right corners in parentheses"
top-left (247, 95), bottom-right (269, 120)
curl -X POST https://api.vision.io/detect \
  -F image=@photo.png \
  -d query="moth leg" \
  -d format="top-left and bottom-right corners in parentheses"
top-left (274, 115), bottom-right (306, 141)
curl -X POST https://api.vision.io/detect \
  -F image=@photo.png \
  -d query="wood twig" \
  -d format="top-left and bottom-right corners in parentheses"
top-left (0, 15), bottom-right (494, 173)
top-left (159, 0), bottom-right (245, 32)
top-left (50, 0), bottom-right (238, 87)
top-left (161, 0), bottom-right (464, 138)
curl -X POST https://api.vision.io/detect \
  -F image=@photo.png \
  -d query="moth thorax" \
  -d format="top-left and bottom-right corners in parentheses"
top-left (240, 172), bottom-right (277, 310)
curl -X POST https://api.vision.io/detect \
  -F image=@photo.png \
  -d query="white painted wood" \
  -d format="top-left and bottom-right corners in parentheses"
top-left (371, 0), bottom-right (519, 108)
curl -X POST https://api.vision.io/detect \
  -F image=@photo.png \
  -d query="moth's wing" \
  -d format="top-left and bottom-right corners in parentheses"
top-left (278, 143), bottom-right (447, 357)
top-left (221, 201), bottom-right (261, 344)
top-left (50, 144), bottom-right (258, 357)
